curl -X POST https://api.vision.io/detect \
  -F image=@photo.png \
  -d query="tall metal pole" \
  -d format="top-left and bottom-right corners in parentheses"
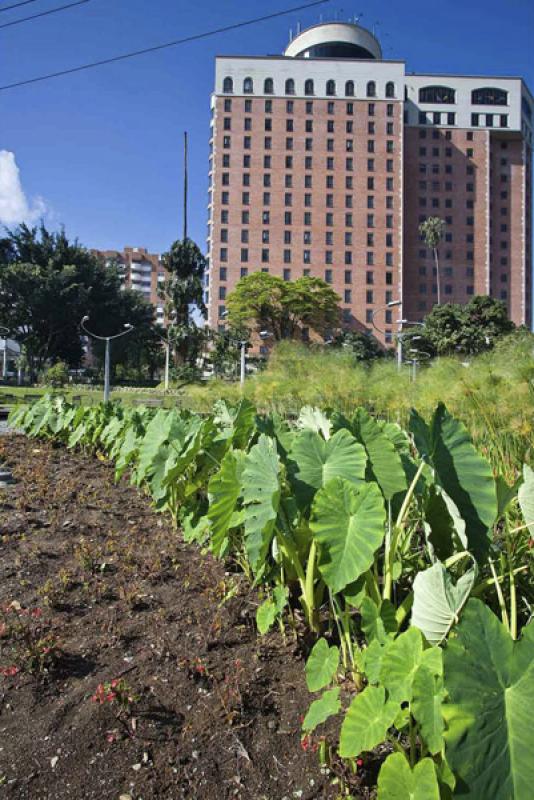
top-left (183, 131), bottom-right (188, 241)
top-left (240, 341), bottom-right (246, 387)
top-left (396, 300), bottom-right (403, 371)
top-left (2, 340), bottom-right (6, 379)
top-left (103, 338), bottom-right (111, 403)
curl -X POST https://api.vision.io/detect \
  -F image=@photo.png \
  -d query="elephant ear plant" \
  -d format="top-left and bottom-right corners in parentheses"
top-left (10, 395), bottom-right (534, 797)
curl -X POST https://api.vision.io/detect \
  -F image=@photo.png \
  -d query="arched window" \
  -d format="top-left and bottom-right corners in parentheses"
top-left (285, 78), bottom-right (295, 95)
top-left (222, 76), bottom-right (233, 94)
top-left (419, 85), bottom-right (456, 104)
top-left (366, 81), bottom-right (376, 98)
top-left (264, 78), bottom-right (274, 95)
top-left (345, 80), bottom-right (355, 97)
top-left (385, 81), bottom-right (395, 98)
top-left (471, 87), bottom-right (508, 106)
top-left (304, 79), bottom-right (314, 96)
top-left (326, 79), bottom-right (336, 96)
top-left (243, 77), bottom-right (253, 94)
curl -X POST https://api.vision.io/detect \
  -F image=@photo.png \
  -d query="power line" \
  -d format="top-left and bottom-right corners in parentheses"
top-left (0, 0), bottom-right (44, 13)
top-left (0, 0), bottom-right (90, 29)
top-left (0, 0), bottom-right (329, 91)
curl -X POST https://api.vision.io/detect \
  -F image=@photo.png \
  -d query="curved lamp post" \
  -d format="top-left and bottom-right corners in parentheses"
top-left (0, 326), bottom-right (8, 380)
top-left (407, 345), bottom-right (432, 382)
top-left (371, 300), bottom-right (424, 371)
top-left (80, 316), bottom-right (134, 403)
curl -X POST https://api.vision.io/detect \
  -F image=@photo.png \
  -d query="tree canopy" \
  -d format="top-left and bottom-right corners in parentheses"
top-left (226, 273), bottom-right (341, 342)
top-left (404, 295), bottom-right (515, 357)
top-left (158, 238), bottom-right (206, 369)
top-left (0, 223), bottom-right (156, 376)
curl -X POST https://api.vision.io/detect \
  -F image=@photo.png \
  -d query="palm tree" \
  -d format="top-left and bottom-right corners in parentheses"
top-left (419, 217), bottom-right (446, 306)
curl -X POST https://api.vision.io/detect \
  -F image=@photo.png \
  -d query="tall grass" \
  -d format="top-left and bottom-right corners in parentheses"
top-left (181, 334), bottom-right (534, 476)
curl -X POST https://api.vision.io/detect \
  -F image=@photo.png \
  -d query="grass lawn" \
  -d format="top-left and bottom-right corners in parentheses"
top-left (0, 385), bottom-right (183, 408)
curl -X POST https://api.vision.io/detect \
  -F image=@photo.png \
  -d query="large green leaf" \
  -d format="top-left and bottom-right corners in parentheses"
top-left (411, 665), bottom-right (445, 754)
top-left (289, 428), bottom-right (367, 506)
top-left (310, 477), bottom-right (386, 593)
top-left (411, 561), bottom-right (476, 645)
top-left (305, 638), bottom-right (339, 692)
top-left (377, 753), bottom-right (440, 800)
top-left (411, 405), bottom-right (497, 557)
top-left (443, 599), bottom-right (534, 800)
top-left (241, 435), bottom-right (281, 573)
top-left (339, 685), bottom-right (398, 758)
top-left (360, 597), bottom-right (398, 645)
top-left (423, 485), bottom-right (467, 561)
top-left (379, 627), bottom-right (424, 703)
top-left (302, 687), bottom-right (340, 733)
top-left (518, 464), bottom-right (534, 536)
top-left (207, 449), bottom-right (246, 558)
top-left (352, 408), bottom-right (407, 501)
top-left (136, 409), bottom-right (176, 484)
top-left (296, 406), bottom-right (332, 440)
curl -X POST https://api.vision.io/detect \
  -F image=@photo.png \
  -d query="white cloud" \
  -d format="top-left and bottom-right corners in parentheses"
top-left (0, 150), bottom-right (47, 226)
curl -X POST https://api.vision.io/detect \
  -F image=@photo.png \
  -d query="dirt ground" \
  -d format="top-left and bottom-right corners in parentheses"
top-left (0, 435), bottom-right (373, 800)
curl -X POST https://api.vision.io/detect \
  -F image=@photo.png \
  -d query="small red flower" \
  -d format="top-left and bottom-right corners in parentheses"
top-left (357, 758), bottom-right (364, 768)
top-left (1, 666), bottom-right (20, 677)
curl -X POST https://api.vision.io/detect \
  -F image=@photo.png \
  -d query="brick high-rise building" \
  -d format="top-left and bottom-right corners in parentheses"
top-left (206, 22), bottom-right (533, 344)
top-left (93, 246), bottom-right (167, 324)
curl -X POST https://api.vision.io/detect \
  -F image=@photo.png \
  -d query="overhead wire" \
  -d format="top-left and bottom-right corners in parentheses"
top-left (0, 0), bottom-right (45, 13)
top-left (0, 0), bottom-right (90, 29)
top-left (0, 0), bottom-right (330, 91)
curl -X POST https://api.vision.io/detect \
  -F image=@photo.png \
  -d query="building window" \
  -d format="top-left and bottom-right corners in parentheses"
top-left (285, 78), bottom-right (295, 95)
top-left (344, 270), bottom-right (352, 284)
top-left (325, 250), bottom-right (333, 264)
top-left (500, 115), bottom-right (508, 128)
top-left (223, 76), bottom-right (233, 94)
top-left (419, 85), bottom-right (456, 104)
top-left (344, 289), bottom-right (352, 303)
top-left (303, 249), bottom-right (311, 264)
top-left (240, 248), bottom-right (248, 262)
top-left (326, 79), bottom-right (336, 96)
top-left (367, 81), bottom-right (376, 98)
top-left (283, 250), bottom-right (291, 264)
top-left (486, 114), bottom-right (494, 127)
top-left (325, 269), bottom-right (333, 284)
top-left (305, 79), bottom-right (314, 96)
top-left (263, 211), bottom-right (270, 224)
top-left (241, 229), bottom-right (249, 243)
top-left (347, 101), bottom-right (354, 115)
top-left (471, 113), bottom-right (480, 127)
top-left (219, 247), bottom-right (227, 262)
top-left (433, 111), bottom-right (441, 125)
top-left (368, 102), bottom-right (375, 115)
top-left (345, 80), bottom-right (355, 97)
top-left (447, 112), bottom-right (456, 125)
top-left (224, 99), bottom-right (232, 112)
top-left (243, 77), bottom-right (253, 94)
top-left (472, 87), bottom-right (508, 105)
top-left (366, 289), bottom-right (374, 303)
top-left (306, 100), bottom-right (313, 114)
top-left (345, 252), bottom-right (352, 265)
top-left (385, 81), bottom-right (395, 98)
top-left (264, 77), bottom-right (274, 94)
top-left (261, 249), bottom-right (269, 263)
top-left (242, 191), bottom-right (250, 204)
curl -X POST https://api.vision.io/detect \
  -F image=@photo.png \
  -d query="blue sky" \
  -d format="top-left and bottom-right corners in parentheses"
top-left (1, 0), bottom-right (533, 255)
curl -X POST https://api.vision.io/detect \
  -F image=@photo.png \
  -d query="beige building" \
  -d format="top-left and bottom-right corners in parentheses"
top-left (93, 247), bottom-right (167, 324)
top-left (205, 21), bottom-right (533, 344)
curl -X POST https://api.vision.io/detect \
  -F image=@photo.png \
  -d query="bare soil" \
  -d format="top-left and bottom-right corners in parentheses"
top-left (0, 435), bottom-right (372, 800)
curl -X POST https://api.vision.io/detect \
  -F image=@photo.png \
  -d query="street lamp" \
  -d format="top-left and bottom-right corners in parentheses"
top-left (0, 326), bottom-right (8, 380)
top-left (408, 347), bottom-right (431, 382)
top-left (371, 300), bottom-right (403, 368)
top-left (80, 316), bottom-right (134, 403)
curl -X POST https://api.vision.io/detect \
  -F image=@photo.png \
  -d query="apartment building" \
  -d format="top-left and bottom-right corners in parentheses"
top-left (205, 21), bottom-right (533, 343)
top-left (93, 246), bottom-right (166, 324)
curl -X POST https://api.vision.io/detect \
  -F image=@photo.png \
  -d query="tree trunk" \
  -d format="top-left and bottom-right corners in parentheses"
top-left (433, 247), bottom-right (441, 306)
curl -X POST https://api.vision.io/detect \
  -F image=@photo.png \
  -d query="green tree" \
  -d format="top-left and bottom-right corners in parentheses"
top-left (226, 273), bottom-right (341, 341)
top-left (407, 295), bottom-right (515, 357)
top-left (419, 217), bottom-right (446, 306)
top-left (159, 238), bottom-right (206, 370)
top-left (333, 330), bottom-right (386, 362)
top-left (0, 224), bottom-right (137, 376)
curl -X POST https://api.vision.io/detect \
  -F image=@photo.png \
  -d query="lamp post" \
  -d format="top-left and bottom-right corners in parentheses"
top-left (153, 324), bottom-right (174, 391)
top-left (0, 326), bottom-right (8, 380)
top-left (408, 346), bottom-right (431, 382)
top-left (80, 316), bottom-right (134, 403)
top-left (371, 300), bottom-right (402, 368)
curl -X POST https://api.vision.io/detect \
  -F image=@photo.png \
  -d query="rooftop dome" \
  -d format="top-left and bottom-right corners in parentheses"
top-left (284, 22), bottom-right (382, 60)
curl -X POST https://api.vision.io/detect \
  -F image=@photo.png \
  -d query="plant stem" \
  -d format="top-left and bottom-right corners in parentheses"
top-left (489, 559), bottom-right (510, 631)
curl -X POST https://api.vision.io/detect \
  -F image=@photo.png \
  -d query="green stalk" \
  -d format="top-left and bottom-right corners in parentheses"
top-left (304, 539), bottom-right (317, 629)
top-left (409, 715), bottom-right (417, 768)
top-left (330, 591), bottom-right (348, 669)
top-left (471, 565), bottom-right (527, 596)
top-left (384, 461), bottom-right (426, 601)
top-left (489, 559), bottom-right (510, 632)
top-left (506, 536), bottom-right (517, 641)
